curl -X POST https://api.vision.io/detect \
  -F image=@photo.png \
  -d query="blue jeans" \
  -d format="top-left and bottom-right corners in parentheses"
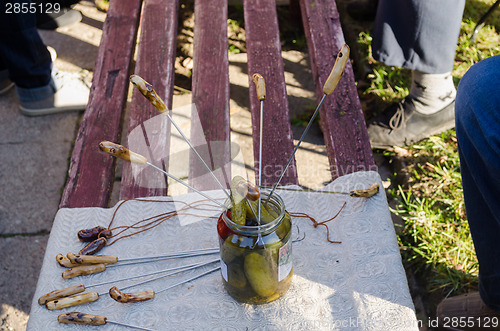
top-left (0, 0), bottom-right (56, 101)
top-left (455, 55), bottom-right (500, 312)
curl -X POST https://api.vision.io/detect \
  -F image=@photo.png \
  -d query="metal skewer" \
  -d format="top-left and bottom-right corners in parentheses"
top-left (58, 311), bottom-right (157, 330)
top-left (130, 75), bottom-right (231, 200)
top-left (155, 265), bottom-right (220, 294)
top-left (59, 247), bottom-right (219, 279)
top-left (99, 141), bottom-right (226, 209)
top-left (260, 182), bottom-right (380, 197)
top-left (113, 247), bottom-right (219, 264)
top-left (265, 44), bottom-right (350, 204)
top-left (107, 265), bottom-right (220, 307)
top-left (252, 73), bottom-right (266, 224)
top-left (109, 259), bottom-right (219, 295)
top-left (90, 259), bottom-right (218, 291)
top-left (44, 259), bottom-right (219, 310)
top-left (65, 247), bottom-right (218, 266)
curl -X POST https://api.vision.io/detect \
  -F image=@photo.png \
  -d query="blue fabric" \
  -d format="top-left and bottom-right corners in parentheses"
top-left (372, 0), bottom-right (465, 74)
top-left (455, 55), bottom-right (500, 312)
top-left (15, 74), bottom-right (60, 102)
top-left (0, 0), bottom-right (53, 94)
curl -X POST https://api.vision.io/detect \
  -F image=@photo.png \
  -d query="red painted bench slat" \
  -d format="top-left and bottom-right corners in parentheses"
top-left (298, 0), bottom-right (375, 179)
top-left (119, 0), bottom-right (179, 200)
top-left (190, 0), bottom-right (231, 191)
top-left (59, 0), bottom-right (143, 208)
top-left (243, 0), bottom-right (299, 187)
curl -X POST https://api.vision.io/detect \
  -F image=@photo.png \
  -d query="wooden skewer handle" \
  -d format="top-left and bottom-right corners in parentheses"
top-left (322, 44), bottom-right (350, 95)
top-left (252, 73), bottom-right (266, 101)
top-left (99, 141), bottom-right (147, 165)
top-left (46, 292), bottom-right (99, 310)
top-left (78, 226), bottom-right (111, 242)
top-left (38, 284), bottom-right (85, 305)
top-left (130, 74), bottom-right (168, 113)
top-left (56, 254), bottom-right (80, 268)
top-left (67, 252), bottom-right (118, 265)
top-left (109, 286), bottom-right (155, 303)
top-left (58, 312), bottom-right (106, 325)
top-left (62, 264), bottom-right (107, 279)
top-left (350, 182), bottom-right (380, 198)
top-left (79, 237), bottom-right (108, 256)
top-left (235, 179), bottom-right (260, 201)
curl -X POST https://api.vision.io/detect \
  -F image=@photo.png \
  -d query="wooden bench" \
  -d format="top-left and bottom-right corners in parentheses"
top-left (59, 0), bottom-right (375, 209)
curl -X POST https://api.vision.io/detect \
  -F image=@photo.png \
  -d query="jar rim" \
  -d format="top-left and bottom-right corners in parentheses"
top-left (222, 191), bottom-right (285, 235)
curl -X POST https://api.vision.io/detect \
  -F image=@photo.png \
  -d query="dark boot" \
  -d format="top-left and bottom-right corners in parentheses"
top-left (367, 97), bottom-right (456, 149)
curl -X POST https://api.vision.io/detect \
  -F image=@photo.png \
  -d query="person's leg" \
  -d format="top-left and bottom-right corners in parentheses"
top-left (436, 55), bottom-right (500, 330)
top-left (0, 45), bottom-right (57, 96)
top-left (0, 0), bottom-right (89, 115)
top-left (455, 55), bottom-right (500, 311)
top-left (372, 0), bottom-right (465, 74)
top-left (0, 2), bottom-right (53, 90)
top-left (367, 0), bottom-right (465, 148)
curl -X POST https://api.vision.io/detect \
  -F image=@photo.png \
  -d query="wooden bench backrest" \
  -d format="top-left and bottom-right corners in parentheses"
top-left (60, 0), bottom-right (373, 209)
top-left (190, 0), bottom-right (232, 191)
top-left (60, 0), bottom-right (142, 208)
top-left (120, 0), bottom-right (179, 200)
top-left (298, 0), bottom-right (374, 178)
top-left (244, 0), bottom-right (299, 187)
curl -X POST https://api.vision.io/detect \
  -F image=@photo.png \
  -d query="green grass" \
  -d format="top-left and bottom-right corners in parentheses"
top-left (387, 132), bottom-right (478, 294)
top-left (357, 32), bottom-right (411, 102)
top-left (357, 0), bottom-right (500, 296)
top-left (227, 7), bottom-right (246, 54)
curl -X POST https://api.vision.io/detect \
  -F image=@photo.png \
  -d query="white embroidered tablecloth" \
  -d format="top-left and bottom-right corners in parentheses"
top-left (27, 171), bottom-right (418, 330)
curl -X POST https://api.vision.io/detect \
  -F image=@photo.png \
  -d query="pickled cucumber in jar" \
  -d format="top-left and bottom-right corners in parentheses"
top-left (244, 252), bottom-right (278, 297)
top-left (218, 182), bottom-right (293, 304)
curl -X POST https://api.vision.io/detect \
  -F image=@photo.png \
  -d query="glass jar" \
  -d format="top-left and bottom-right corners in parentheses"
top-left (217, 192), bottom-right (293, 304)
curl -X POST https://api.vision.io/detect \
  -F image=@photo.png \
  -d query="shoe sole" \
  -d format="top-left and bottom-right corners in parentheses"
top-left (47, 46), bottom-right (57, 62)
top-left (370, 119), bottom-right (456, 150)
top-left (19, 104), bottom-right (85, 117)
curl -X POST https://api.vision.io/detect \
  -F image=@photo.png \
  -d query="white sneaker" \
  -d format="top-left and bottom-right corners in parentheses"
top-left (19, 71), bottom-right (90, 116)
top-left (47, 46), bottom-right (57, 62)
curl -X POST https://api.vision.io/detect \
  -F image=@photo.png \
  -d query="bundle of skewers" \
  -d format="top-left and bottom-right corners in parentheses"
top-left (40, 247), bottom-right (221, 309)
top-left (39, 43), bottom-right (380, 329)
